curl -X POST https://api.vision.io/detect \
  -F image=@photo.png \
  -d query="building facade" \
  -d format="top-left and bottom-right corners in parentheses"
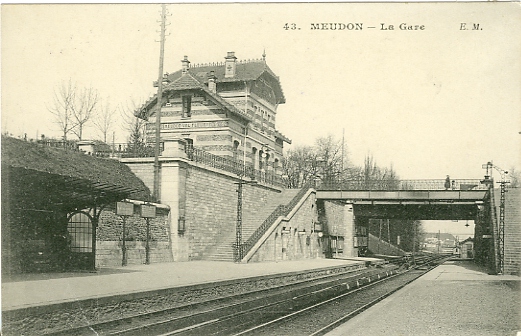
top-left (136, 51), bottom-right (291, 174)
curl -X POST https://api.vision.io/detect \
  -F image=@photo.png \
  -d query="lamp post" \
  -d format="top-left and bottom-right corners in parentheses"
top-left (235, 178), bottom-right (257, 262)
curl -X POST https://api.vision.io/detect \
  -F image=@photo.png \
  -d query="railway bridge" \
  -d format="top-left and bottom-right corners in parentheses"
top-left (315, 178), bottom-right (505, 274)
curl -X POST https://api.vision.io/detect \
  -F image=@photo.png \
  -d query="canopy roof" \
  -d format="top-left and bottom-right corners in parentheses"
top-left (2, 136), bottom-right (150, 211)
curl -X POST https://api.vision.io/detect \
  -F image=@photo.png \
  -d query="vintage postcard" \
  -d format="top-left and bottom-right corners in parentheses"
top-left (2, 3), bottom-right (520, 335)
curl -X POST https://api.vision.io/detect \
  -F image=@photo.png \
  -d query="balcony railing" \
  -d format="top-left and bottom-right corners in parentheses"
top-left (185, 145), bottom-right (285, 187)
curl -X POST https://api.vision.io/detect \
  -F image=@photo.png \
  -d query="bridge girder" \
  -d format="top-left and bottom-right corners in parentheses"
top-left (352, 203), bottom-right (478, 220)
top-left (316, 189), bottom-right (486, 220)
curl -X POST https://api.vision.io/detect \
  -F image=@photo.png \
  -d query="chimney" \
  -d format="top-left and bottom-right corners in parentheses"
top-left (181, 56), bottom-right (190, 74)
top-left (224, 51), bottom-right (237, 78)
top-left (208, 70), bottom-right (217, 93)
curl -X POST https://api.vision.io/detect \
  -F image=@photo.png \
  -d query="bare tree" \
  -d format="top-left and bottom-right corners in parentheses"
top-left (71, 85), bottom-right (99, 140)
top-left (93, 99), bottom-right (116, 143)
top-left (282, 145), bottom-right (316, 188)
top-left (47, 79), bottom-right (76, 141)
top-left (356, 154), bottom-right (400, 189)
top-left (283, 134), bottom-right (354, 188)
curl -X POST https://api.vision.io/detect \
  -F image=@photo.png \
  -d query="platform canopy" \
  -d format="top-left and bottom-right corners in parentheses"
top-left (2, 136), bottom-right (150, 212)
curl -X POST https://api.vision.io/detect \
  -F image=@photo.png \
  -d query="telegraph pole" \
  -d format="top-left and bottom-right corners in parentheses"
top-left (153, 4), bottom-right (167, 202)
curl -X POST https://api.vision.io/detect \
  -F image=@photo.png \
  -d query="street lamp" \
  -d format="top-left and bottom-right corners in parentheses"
top-left (234, 178), bottom-right (258, 262)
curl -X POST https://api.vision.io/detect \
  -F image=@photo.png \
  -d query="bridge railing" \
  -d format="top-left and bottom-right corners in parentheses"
top-left (318, 179), bottom-right (487, 191)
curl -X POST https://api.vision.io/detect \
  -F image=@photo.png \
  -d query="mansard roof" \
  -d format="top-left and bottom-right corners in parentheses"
top-left (166, 59), bottom-right (286, 104)
top-left (136, 72), bottom-right (252, 122)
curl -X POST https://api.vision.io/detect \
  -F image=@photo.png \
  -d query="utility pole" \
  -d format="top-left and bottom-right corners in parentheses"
top-left (153, 4), bottom-right (167, 202)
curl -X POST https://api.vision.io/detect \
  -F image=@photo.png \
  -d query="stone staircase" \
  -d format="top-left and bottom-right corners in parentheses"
top-left (205, 189), bottom-right (301, 261)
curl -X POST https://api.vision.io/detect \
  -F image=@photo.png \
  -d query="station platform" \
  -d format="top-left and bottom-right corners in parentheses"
top-left (2, 258), bottom-right (365, 311)
top-left (326, 260), bottom-right (521, 336)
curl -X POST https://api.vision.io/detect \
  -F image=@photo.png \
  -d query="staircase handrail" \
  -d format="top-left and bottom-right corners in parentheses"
top-left (241, 180), bottom-right (315, 258)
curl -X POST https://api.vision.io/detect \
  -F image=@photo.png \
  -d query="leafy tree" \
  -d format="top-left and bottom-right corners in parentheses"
top-left (120, 100), bottom-right (149, 156)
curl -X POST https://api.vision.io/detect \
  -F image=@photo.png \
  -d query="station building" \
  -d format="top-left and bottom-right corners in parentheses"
top-left (136, 51), bottom-right (291, 174)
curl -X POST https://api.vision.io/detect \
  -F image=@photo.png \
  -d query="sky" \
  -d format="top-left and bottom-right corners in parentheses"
top-left (2, 3), bottom-right (520, 185)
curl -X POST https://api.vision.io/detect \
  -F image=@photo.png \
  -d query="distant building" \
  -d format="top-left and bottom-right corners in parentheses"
top-left (136, 51), bottom-right (291, 173)
top-left (459, 237), bottom-right (474, 259)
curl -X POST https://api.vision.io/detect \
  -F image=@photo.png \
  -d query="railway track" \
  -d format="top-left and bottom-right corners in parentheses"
top-left (49, 255), bottom-right (447, 336)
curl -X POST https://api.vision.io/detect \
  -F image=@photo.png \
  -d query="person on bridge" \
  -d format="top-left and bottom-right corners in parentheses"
top-left (445, 175), bottom-right (451, 190)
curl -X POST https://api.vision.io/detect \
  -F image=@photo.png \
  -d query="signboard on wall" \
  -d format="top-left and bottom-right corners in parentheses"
top-left (141, 204), bottom-right (157, 218)
top-left (116, 202), bottom-right (134, 216)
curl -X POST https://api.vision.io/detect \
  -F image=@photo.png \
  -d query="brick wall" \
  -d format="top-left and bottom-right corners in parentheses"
top-left (96, 204), bottom-right (172, 267)
top-left (502, 188), bottom-right (521, 275)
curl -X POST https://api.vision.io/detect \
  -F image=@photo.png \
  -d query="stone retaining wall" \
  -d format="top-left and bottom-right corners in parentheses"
top-left (96, 205), bottom-right (172, 267)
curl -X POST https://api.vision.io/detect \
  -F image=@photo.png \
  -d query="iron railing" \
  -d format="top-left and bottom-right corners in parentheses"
top-left (240, 180), bottom-right (314, 260)
top-left (37, 139), bottom-right (78, 151)
top-left (185, 145), bottom-right (285, 187)
top-left (109, 143), bottom-right (158, 158)
top-left (318, 179), bottom-right (488, 191)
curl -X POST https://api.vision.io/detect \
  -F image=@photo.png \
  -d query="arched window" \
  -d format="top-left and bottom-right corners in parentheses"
top-left (67, 212), bottom-right (93, 253)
